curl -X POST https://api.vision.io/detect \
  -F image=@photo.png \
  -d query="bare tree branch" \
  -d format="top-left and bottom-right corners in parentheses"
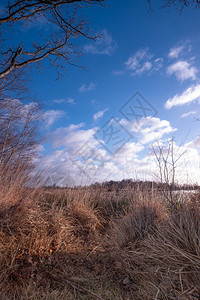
top-left (0, 0), bottom-right (106, 80)
top-left (148, 0), bottom-right (200, 12)
top-left (152, 138), bottom-right (187, 206)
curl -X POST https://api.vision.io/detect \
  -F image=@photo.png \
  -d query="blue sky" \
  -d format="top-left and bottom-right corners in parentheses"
top-left (14, 0), bottom-right (200, 185)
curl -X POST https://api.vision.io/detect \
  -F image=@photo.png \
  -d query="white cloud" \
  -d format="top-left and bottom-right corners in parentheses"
top-left (125, 48), bottom-right (163, 76)
top-left (154, 58), bottom-right (164, 71)
top-left (53, 99), bottom-right (66, 104)
top-left (165, 84), bottom-right (200, 109)
top-left (67, 98), bottom-right (75, 104)
top-left (79, 82), bottom-right (96, 93)
top-left (49, 123), bottom-right (97, 150)
top-left (43, 110), bottom-right (65, 128)
top-left (120, 117), bottom-right (176, 145)
top-left (112, 142), bottom-right (144, 167)
top-left (112, 70), bottom-right (125, 75)
top-left (66, 123), bottom-right (85, 132)
top-left (186, 136), bottom-right (200, 151)
top-left (168, 45), bottom-right (185, 58)
top-left (53, 98), bottom-right (76, 104)
top-left (181, 111), bottom-right (197, 118)
top-left (84, 29), bottom-right (117, 55)
top-left (167, 60), bottom-right (197, 82)
top-left (125, 48), bottom-right (152, 74)
top-left (93, 108), bottom-right (109, 122)
top-left (36, 117), bottom-right (200, 186)
top-left (38, 136), bottom-right (200, 186)
top-left (136, 61), bottom-right (152, 75)
top-left (134, 117), bottom-right (176, 144)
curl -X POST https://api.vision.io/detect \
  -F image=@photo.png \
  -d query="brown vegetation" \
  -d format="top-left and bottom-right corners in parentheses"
top-left (0, 175), bottom-right (200, 300)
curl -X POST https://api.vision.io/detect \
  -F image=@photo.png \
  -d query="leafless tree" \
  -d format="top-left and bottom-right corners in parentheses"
top-left (0, 98), bottom-right (42, 183)
top-left (152, 138), bottom-right (187, 205)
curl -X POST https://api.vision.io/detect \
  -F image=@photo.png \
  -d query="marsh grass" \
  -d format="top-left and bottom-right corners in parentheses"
top-left (0, 173), bottom-right (200, 299)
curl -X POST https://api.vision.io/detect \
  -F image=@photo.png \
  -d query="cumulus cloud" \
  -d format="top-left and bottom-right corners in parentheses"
top-left (186, 136), bottom-right (200, 152)
top-left (49, 123), bottom-right (97, 150)
top-left (167, 60), bottom-right (197, 82)
top-left (37, 123), bottom-right (111, 185)
top-left (79, 82), bottom-right (96, 93)
top-left (125, 48), bottom-right (163, 76)
top-left (134, 117), bottom-right (176, 144)
top-left (36, 116), bottom-right (200, 185)
top-left (120, 117), bottom-right (176, 144)
top-left (38, 137), bottom-right (200, 186)
top-left (84, 29), bottom-right (117, 55)
top-left (165, 84), bottom-right (200, 109)
top-left (112, 142), bottom-right (144, 168)
top-left (93, 108), bottom-right (109, 122)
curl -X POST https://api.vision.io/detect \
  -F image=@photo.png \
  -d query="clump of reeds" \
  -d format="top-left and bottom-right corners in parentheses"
top-left (1, 168), bottom-right (200, 300)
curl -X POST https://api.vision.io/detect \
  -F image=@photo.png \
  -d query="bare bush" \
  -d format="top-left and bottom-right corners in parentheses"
top-left (0, 98), bottom-right (41, 184)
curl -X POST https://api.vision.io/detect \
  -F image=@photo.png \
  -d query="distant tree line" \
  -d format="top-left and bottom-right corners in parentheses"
top-left (45, 179), bottom-right (200, 191)
top-left (91, 179), bottom-right (200, 191)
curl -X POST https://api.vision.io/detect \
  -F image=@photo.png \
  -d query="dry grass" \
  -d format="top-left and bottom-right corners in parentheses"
top-left (0, 176), bottom-right (200, 299)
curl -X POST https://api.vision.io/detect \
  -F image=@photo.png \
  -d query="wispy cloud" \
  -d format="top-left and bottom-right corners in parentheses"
top-left (167, 60), bottom-right (197, 82)
top-left (53, 98), bottom-right (76, 104)
top-left (84, 29), bottom-right (117, 56)
top-left (67, 98), bottom-right (75, 104)
top-left (165, 84), bottom-right (200, 109)
top-left (168, 41), bottom-right (192, 59)
top-left (112, 70), bottom-right (125, 75)
top-left (154, 58), bottom-right (164, 71)
top-left (93, 108), bottom-right (109, 122)
top-left (79, 82), bottom-right (96, 93)
top-left (53, 99), bottom-right (66, 104)
top-left (43, 110), bottom-right (65, 128)
top-left (181, 111), bottom-right (197, 118)
top-left (125, 48), bottom-right (163, 76)
top-left (168, 45), bottom-right (185, 58)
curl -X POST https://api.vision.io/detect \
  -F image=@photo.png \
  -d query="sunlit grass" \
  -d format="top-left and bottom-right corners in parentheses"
top-left (0, 175), bottom-right (200, 299)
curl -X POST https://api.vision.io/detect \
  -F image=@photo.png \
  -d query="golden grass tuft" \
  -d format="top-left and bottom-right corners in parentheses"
top-left (0, 177), bottom-right (200, 299)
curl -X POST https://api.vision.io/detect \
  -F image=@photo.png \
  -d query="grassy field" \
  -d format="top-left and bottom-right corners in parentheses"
top-left (0, 180), bottom-right (200, 300)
